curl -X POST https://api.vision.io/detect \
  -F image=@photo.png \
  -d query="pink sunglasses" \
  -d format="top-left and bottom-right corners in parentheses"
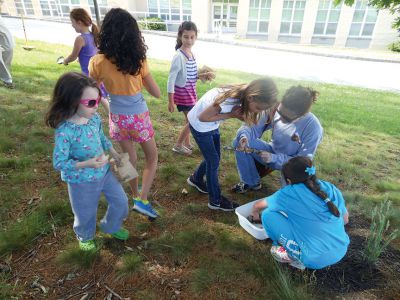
top-left (80, 95), bottom-right (101, 108)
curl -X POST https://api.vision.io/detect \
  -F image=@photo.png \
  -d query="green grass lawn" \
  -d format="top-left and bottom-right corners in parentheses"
top-left (0, 39), bottom-right (399, 299)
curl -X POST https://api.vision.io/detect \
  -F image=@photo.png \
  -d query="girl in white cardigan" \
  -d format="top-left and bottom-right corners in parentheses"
top-left (167, 21), bottom-right (199, 155)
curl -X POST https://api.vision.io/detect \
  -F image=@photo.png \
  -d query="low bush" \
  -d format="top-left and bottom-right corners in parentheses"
top-left (139, 18), bottom-right (166, 31)
top-left (388, 40), bottom-right (400, 52)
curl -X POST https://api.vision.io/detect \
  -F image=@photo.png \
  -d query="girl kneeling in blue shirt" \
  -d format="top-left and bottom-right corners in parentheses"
top-left (251, 156), bottom-right (349, 269)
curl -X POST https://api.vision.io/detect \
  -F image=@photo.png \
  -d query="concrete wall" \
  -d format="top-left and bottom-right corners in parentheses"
top-left (192, 0), bottom-right (211, 34)
top-left (370, 10), bottom-right (398, 49)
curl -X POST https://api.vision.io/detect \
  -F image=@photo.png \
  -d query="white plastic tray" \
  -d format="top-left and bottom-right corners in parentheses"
top-left (235, 199), bottom-right (269, 240)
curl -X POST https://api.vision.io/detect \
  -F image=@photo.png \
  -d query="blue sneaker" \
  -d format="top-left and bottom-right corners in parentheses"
top-left (132, 198), bottom-right (158, 218)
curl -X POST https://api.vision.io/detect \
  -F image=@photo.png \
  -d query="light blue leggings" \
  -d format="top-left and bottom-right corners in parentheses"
top-left (261, 210), bottom-right (301, 260)
top-left (67, 170), bottom-right (129, 242)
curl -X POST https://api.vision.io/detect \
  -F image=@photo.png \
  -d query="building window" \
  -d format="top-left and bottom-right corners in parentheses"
top-left (280, 0), bottom-right (306, 35)
top-left (313, 0), bottom-right (342, 36)
top-left (15, 0), bottom-right (35, 15)
top-left (147, 0), bottom-right (192, 22)
top-left (248, 0), bottom-right (271, 34)
top-left (39, 0), bottom-right (83, 18)
top-left (59, 0), bottom-right (80, 18)
top-left (88, 0), bottom-right (108, 20)
top-left (349, 0), bottom-right (378, 37)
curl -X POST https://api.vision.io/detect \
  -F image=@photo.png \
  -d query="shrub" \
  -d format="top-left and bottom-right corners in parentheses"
top-left (388, 40), bottom-right (400, 52)
top-left (139, 18), bottom-right (166, 31)
top-left (363, 198), bottom-right (400, 265)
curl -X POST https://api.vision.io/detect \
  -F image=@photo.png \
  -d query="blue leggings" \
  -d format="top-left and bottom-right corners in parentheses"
top-left (262, 210), bottom-right (301, 260)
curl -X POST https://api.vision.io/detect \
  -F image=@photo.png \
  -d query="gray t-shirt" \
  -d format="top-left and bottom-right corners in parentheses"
top-left (0, 17), bottom-right (15, 51)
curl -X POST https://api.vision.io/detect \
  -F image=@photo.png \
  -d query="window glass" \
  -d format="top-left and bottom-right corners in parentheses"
top-left (349, 23), bottom-right (361, 35)
top-left (365, 9), bottom-right (378, 22)
top-left (280, 0), bottom-right (304, 35)
top-left (293, 10), bottom-right (304, 21)
top-left (260, 9), bottom-right (270, 19)
top-left (326, 23), bottom-right (338, 34)
top-left (280, 22), bottom-right (290, 33)
top-left (248, 20), bottom-right (258, 31)
top-left (292, 22), bottom-right (302, 33)
top-left (353, 10), bottom-right (365, 22)
top-left (316, 10), bottom-right (327, 22)
top-left (362, 23), bottom-right (375, 36)
top-left (313, 0), bottom-right (341, 36)
top-left (329, 10), bottom-right (340, 22)
top-left (259, 21), bottom-right (268, 32)
top-left (247, 0), bottom-right (270, 33)
top-left (314, 23), bottom-right (324, 34)
top-left (282, 9), bottom-right (292, 21)
top-left (249, 8), bottom-right (259, 19)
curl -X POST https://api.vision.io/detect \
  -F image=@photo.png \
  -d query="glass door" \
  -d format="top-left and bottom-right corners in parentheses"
top-left (212, 2), bottom-right (238, 33)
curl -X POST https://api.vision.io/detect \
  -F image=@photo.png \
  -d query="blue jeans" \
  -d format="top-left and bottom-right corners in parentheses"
top-left (190, 125), bottom-right (221, 205)
top-left (67, 169), bottom-right (129, 242)
top-left (233, 137), bottom-right (275, 186)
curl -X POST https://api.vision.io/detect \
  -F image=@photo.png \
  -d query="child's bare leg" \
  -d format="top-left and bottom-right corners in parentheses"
top-left (176, 123), bottom-right (191, 146)
top-left (176, 122), bottom-right (189, 146)
top-left (119, 139), bottom-right (139, 198)
top-left (138, 137), bottom-right (158, 201)
top-left (182, 112), bottom-right (192, 148)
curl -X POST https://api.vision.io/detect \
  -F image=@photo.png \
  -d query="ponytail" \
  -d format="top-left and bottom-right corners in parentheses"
top-left (304, 176), bottom-right (340, 217)
top-left (91, 23), bottom-right (100, 47)
top-left (175, 38), bottom-right (182, 51)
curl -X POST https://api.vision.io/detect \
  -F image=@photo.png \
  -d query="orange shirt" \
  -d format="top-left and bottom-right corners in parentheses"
top-left (89, 54), bottom-right (149, 95)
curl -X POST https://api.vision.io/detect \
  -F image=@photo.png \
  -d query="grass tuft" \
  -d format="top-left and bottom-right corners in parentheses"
top-left (116, 252), bottom-right (143, 278)
top-left (56, 243), bottom-right (100, 269)
top-left (363, 199), bottom-right (400, 265)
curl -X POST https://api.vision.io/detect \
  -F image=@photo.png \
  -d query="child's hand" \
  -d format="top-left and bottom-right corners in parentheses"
top-left (110, 148), bottom-right (122, 166)
top-left (260, 151), bottom-right (272, 163)
top-left (231, 105), bottom-right (244, 121)
top-left (168, 102), bottom-right (175, 113)
top-left (238, 136), bottom-right (248, 151)
top-left (86, 154), bottom-right (109, 168)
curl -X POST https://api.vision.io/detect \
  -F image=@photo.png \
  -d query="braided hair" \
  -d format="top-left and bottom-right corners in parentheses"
top-left (282, 157), bottom-right (340, 217)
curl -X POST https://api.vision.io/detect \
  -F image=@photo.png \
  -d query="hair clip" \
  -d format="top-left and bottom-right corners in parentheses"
top-left (305, 166), bottom-right (316, 176)
top-left (324, 198), bottom-right (331, 204)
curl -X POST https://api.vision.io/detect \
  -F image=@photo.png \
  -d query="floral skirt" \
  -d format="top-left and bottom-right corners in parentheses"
top-left (109, 111), bottom-right (154, 143)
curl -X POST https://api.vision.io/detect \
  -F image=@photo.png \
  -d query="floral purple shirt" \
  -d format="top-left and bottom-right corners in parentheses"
top-left (53, 113), bottom-right (112, 183)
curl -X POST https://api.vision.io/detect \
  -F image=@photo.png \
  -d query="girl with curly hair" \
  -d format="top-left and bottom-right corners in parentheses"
top-left (89, 8), bottom-right (161, 219)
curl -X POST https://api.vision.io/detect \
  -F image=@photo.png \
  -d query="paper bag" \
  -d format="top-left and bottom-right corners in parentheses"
top-left (110, 153), bottom-right (138, 183)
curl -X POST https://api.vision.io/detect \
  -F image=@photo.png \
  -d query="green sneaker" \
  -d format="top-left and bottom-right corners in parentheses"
top-left (79, 240), bottom-right (97, 251)
top-left (111, 227), bottom-right (129, 241)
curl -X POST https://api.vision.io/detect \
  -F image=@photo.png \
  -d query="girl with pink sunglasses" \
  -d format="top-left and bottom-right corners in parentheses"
top-left (45, 72), bottom-right (129, 251)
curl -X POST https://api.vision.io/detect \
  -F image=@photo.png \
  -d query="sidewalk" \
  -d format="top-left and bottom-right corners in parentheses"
top-left (144, 30), bottom-right (400, 64)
